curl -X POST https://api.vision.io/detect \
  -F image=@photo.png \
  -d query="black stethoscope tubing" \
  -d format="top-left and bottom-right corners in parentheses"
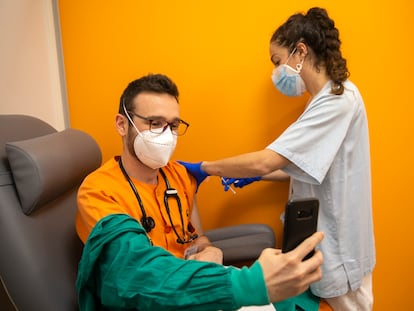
top-left (118, 157), bottom-right (197, 244)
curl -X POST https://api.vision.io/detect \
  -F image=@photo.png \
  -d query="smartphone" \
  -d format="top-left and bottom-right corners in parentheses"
top-left (282, 198), bottom-right (319, 260)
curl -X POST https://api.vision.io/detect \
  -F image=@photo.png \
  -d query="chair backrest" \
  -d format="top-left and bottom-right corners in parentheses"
top-left (0, 115), bottom-right (102, 310)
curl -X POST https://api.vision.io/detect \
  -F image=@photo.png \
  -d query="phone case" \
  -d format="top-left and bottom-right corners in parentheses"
top-left (282, 198), bottom-right (319, 260)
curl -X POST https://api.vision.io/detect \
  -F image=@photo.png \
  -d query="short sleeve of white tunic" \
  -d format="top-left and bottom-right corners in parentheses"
top-left (267, 82), bottom-right (356, 184)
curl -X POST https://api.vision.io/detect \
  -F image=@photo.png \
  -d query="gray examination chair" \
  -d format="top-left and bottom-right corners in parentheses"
top-left (0, 114), bottom-right (275, 310)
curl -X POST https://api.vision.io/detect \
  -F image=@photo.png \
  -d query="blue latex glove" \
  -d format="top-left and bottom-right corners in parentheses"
top-left (177, 161), bottom-right (209, 189)
top-left (221, 176), bottom-right (262, 191)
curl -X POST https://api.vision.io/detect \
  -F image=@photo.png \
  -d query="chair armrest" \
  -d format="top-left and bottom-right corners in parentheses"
top-left (205, 224), bottom-right (275, 265)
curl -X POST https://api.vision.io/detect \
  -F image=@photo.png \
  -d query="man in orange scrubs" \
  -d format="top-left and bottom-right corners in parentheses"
top-left (76, 73), bottom-right (221, 262)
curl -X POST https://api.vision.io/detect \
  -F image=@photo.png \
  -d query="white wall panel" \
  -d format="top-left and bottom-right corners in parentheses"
top-left (0, 0), bottom-right (68, 130)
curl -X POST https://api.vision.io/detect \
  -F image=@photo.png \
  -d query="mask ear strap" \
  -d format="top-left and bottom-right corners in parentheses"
top-left (286, 47), bottom-right (297, 62)
top-left (286, 47), bottom-right (304, 73)
top-left (296, 60), bottom-right (303, 72)
top-left (295, 41), bottom-right (307, 72)
top-left (122, 100), bottom-right (142, 136)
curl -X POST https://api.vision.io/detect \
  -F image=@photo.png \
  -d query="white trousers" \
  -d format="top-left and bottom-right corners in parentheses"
top-left (324, 273), bottom-right (373, 311)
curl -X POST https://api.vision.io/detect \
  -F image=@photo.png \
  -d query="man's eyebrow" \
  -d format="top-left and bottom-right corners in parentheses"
top-left (146, 115), bottom-right (181, 122)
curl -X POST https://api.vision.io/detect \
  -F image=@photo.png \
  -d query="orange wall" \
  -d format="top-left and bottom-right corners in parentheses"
top-left (58, 1), bottom-right (413, 309)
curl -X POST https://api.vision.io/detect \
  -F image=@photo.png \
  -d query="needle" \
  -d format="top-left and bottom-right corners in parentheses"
top-left (221, 177), bottom-right (236, 194)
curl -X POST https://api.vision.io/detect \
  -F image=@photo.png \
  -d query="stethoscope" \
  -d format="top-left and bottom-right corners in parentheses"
top-left (118, 157), bottom-right (198, 244)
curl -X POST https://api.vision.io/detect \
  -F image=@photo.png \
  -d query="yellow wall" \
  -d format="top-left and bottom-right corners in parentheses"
top-left (59, 1), bottom-right (413, 309)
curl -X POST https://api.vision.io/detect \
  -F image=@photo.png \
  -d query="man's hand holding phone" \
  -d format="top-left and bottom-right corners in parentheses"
top-left (258, 231), bottom-right (324, 302)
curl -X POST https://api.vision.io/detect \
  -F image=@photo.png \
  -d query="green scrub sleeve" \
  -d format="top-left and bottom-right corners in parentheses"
top-left (77, 214), bottom-right (271, 311)
top-left (229, 261), bottom-right (270, 307)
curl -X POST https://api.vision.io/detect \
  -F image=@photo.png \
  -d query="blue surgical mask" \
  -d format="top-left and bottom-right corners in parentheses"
top-left (271, 49), bottom-right (306, 97)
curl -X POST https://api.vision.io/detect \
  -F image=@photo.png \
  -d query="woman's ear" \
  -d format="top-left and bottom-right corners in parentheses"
top-left (115, 114), bottom-right (128, 136)
top-left (297, 42), bottom-right (308, 57)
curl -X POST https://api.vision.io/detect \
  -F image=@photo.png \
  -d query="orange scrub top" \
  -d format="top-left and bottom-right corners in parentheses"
top-left (76, 156), bottom-right (197, 258)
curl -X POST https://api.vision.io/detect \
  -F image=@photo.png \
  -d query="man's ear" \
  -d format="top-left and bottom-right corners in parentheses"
top-left (115, 114), bottom-right (129, 136)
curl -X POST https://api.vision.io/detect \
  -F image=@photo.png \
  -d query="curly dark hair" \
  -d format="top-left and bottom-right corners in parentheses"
top-left (270, 7), bottom-right (349, 95)
top-left (119, 73), bottom-right (179, 116)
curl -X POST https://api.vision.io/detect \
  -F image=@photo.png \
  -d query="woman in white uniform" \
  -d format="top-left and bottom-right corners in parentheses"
top-left (180, 7), bottom-right (375, 311)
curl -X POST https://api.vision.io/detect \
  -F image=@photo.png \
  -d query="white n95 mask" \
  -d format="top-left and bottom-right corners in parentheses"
top-left (123, 103), bottom-right (177, 169)
top-left (133, 128), bottom-right (177, 169)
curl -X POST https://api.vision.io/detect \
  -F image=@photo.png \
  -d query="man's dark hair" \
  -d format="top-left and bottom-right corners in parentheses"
top-left (119, 73), bottom-right (179, 115)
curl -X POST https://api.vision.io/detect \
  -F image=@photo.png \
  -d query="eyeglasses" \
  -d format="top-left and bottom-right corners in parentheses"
top-left (128, 111), bottom-right (190, 136)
